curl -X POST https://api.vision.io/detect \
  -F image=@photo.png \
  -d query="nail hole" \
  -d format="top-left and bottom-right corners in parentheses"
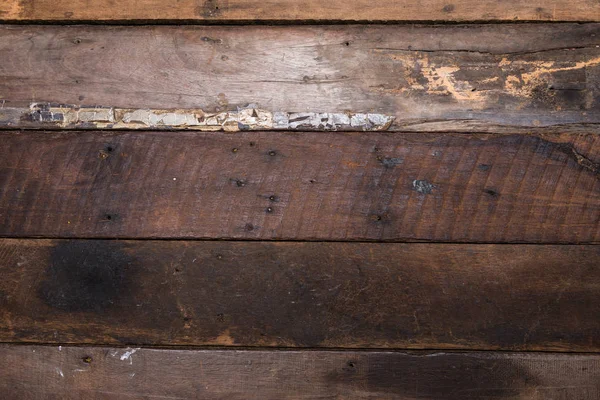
top-left (73, 38), bottom-right (81, 44)
top-left (483, 189), bottom-right (499, 197)
top-left (235, 179), bottom-right (246, 187)
top-left (216, 254), bottom-right (223, 260)
top-left (344, 41), bottom-right (350, 46)
top-left (268, 195), bottom-right (277, 201)
top-left (106, 146), bottom-right (113, 152)
top-left (249, 142), bottom-right (255, 147)
top-left (347, 361), bottom-right (355, 368)
top-left (309, 179), bottom-right (316, 183)
top-left (183, 317), bottom-right (191, 322)
top-left (268, 150), bottom-right (277, 156)
top-left (105, 214), bottom-right (112, 221)
top-left (232, 147), bottom-right (238, 153)
top-left (266, 207), bottom-right (273, 213)
top-left (82, 356), bottom-right (92, 363)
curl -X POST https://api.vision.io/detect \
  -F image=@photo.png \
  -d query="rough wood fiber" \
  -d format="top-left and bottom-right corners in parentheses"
top-left (1, 239), bottom-right (599, 350)
top-left (1, 130), bottom-right (600, 242)
top-left (1, 24), bottom-right (599, 132)
top-left (0, 0), bottom-right (599, 22)
top-left (1, 345), bottom-right (599, 400)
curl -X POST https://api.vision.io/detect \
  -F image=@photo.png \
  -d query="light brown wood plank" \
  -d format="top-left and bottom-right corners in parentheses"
top-left (0, 24), bottom-right (599, 132)
top-left (1, 0), bottom-right (599, 22)
top-left (1, 130), bottom-right (600, 242)
top-left (1, 239), bottom-right (599, 350)
top-left (1, 345), bottom-right (599, 399)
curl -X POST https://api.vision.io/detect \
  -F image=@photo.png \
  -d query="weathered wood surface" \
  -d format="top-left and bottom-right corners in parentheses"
top-left (1, 0), bottom-right (599, 22)
top-left (1, 131), bottom-right (600, 242)
top-left (1, 239), bottom-right (599, 350)
top-left (1, 24), bottom-right (599, 132)
top-left (2, 345), bottom-right (600, 400)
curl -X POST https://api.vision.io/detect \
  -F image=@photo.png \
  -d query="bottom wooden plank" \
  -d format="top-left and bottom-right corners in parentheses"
top-left (1, 345), bottom-right (599, 399)
top-left (1, 239), bottom-right (600, 351)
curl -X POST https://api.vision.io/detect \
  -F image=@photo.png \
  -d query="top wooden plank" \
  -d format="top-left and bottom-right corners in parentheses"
top-left (1, 0), bottom-right (599, 22)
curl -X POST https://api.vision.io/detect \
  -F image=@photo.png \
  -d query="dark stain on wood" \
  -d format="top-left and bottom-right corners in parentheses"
top-left (38, 241), bottom-right (135, 312)
top-left (329, 353), bottom-right (535, 399)
top-left (1, 239), bottom-right (599, 350)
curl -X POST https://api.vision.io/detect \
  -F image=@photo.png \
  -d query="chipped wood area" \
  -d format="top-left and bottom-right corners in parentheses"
top-left (1, 24), bottom-right (599, 132)
top-left (21, 103), bottom-right (394, 131)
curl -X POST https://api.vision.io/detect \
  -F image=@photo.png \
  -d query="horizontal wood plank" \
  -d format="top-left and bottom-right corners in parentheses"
top-left (0, 24), bottom-right (599, 132)
top-left (1, 131), bottom-right (600, 242)
top-left (1, 239), bottom-right (599, 350)
top-left (1, 0), bottom-right (599, 22)
top-left (1, 345), bottom-right (599, 399)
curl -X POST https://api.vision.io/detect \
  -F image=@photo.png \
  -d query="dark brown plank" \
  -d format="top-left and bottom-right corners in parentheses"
top-left (2, 345), bottom-right (599, 399)
top-left (1, 0), bottom-right (598, 22)
top-left (0, 24), bottom-right (599, 132)
top-left (1, 130), bottom-right (600, 242)
top-left (2, 239), bottom-right (599, 350)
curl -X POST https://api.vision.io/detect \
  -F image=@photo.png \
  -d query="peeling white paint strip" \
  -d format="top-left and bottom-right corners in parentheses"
top-left (26, 103), bottom-right (394, 131)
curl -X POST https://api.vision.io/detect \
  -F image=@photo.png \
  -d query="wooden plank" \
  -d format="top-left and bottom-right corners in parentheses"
top-left (1, 0), bottom-right (599, 22)
top-left (1, 239), bottom-right (599, 350)
top-left (0, 24), bottom-right (599, 132)
top-left (1, 345), bottom-right (599, 399)
top-left (1, 130), bottom-right (600, 242)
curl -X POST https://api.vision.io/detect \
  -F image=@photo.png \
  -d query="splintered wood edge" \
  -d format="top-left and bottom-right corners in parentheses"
top-left (9, 102), bottom-right (395, 132)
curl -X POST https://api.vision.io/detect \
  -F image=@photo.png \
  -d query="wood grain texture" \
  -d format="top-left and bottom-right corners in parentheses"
top-left (1, 345), bottom-right (599, 399)
top-left (0, 24), bottom-right (599, 132)
top-left (1, 239), bottom-right (599, 350)
top-left (1, 130), bottom-right (600, 242)
top-left (1, 0), bottom-right (599, 22)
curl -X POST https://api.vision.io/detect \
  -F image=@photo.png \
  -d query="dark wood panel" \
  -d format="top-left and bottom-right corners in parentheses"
top-left (1, 239), bottom-right (599, 350)
top-left (1, 0), bottom-right (598, 22)
top-left (2, 345), bottom-right (599, 399)
top-left (1, 131), bottom-right (600, 242)
top-left (0, 24), bottom-right (599, 132)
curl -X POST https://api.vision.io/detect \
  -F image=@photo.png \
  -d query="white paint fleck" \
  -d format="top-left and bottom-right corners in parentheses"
top-left (120, 348), bottom-right (140, 365)
top-left (58, 346), bottom-right (62, 351)
top-left (56, 368), bottom-right (64, 378)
